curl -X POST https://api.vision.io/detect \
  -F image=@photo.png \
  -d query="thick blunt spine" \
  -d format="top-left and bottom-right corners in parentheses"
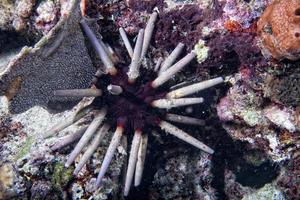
top-left (95, 126), bottom-right (124, 187)
top-left (167, 77), bottom-right (224, 98)
top-left (134, 134), bottom-right (148, 186)
top-left (50, 126), bottom-right (88, 151)
top-left (158, 43), bottom-right (185, 74)
top-left (166, 113), bottom-right (205, 126)
top-left (65, 108), bottom-right (107, 167)
top-left (159, 120), bottom-right (214, 154)
top-left (124, 130), bottom-right (142, 196)
top-left (140, 11), bottom-right (158, 60)
top-left (73, 124), bottom-right (110, 175)
top-left (80, 20), bottom-right (117, 75)
top-left (127, 29), bottom-right (144, 82)
top-left (151, 52), bottom-right (196, 88)
top-left (152, 97), bottom-right (204, 109)
top-left (54, 89), bottom-right (102, 97)
top-left (119, 27), bottom-right (134, 58)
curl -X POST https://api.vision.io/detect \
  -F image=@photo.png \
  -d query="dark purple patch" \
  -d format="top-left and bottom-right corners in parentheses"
top-left (198, 32), bottom-right (266, 76)
top-left (94, 65), bottom-right (165, 132)
top-left (128, 0), bottom-right (165, 13)
top-left (154, 4), bottom-right (205, 52)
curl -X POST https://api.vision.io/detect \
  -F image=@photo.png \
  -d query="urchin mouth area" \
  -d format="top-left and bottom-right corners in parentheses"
top-left (44, 11), bottom-right (225, 196)
top-left (93, 66), bottom-right (166, 131)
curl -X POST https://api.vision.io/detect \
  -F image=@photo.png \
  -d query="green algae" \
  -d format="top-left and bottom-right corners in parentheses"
top-left (51, 162), bottom-right (73, 189)
top-left (14, 136), bottom-right (33, 161)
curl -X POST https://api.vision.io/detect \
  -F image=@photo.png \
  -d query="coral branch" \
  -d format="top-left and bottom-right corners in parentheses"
top-left (73, 124), bottom-right (110, 175)
top-left (141, 11), bottom-right (158, 60)
top-left (166, 113), bottom-right (205, 126)
top-left (54, 89), bottom-right (102, 97)
top-left (152, 97), bottom-right (204, 109)
top-left (134, 134), bottom-right (148, 187)
top-left (65, 108), bottom-right (107, 167)
top-left (119, 27), bottom-right (134, 58)
top-left (127, 29), bottom-right (144, 82)
top-left (159, 121), bottom-right (214, 154)
top-left (151, 52), bottom-right (196, 88)
top-left (167, 77), bottom-right (224, 98)
top-left (80, 20), bottom-right (117, 75)
top-left (124, 130), bottom-right (142, 196)
top-left (95, 126), bottom-right (124, 187)
top-left (159, 43), bottom-right (185, 74)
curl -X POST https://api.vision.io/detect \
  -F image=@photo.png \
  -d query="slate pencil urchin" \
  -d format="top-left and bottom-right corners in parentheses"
top-left (42, 11), bottom-right (225, 196)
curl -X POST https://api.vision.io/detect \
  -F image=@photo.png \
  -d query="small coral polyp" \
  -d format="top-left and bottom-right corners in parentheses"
top-left (43, 12), bottom-right (224, 196)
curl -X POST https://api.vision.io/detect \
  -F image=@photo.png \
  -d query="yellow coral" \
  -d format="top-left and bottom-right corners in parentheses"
top-left (192, 39), bottom-right (209, 63)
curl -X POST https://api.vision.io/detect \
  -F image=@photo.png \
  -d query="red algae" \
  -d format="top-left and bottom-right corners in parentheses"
top-left (154, 4), bottom-right (206, 51)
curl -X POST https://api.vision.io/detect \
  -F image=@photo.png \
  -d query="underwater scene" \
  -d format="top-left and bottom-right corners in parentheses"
top-left (0, 0), bottom-right (299, 199)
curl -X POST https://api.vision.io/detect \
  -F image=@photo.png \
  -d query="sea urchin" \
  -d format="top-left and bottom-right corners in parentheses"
top-left (42, 11), bottom-right (224, 196)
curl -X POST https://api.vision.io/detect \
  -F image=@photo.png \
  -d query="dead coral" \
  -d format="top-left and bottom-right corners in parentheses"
top-left (13, 0), bottom-right (37, 32)
top-left (257, 0), bottom-right (300, 60)
top-left (0, 0), bottom-right (15, 30)
top-left (34, 0), bottom-right (60, 34)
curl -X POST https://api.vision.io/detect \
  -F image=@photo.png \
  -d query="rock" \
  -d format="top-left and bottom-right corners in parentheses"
top-left (242, 183), bottom-right (285, 200)
top-left (150, 153), bottom-right (216, 200)
top-left (0, 0), bottom-right (95, 114)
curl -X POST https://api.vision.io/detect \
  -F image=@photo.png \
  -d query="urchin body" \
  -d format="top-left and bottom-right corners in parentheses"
top-left (43, 12), bottom-right (224, 196)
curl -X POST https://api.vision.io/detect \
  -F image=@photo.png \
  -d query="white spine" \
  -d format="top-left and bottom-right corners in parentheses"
top-left (159, 121), bottom-right (214, 154)
top-left (141, 12), bottom-right (158, 59)
top-left (152, 97), bottom-right (204, 109)
top-left (50, 127), bottom-right (87, 151)
top-left (124, 130), bottom-right (142, 196)
top-left (73, 124), bottom-right (110, 175)
top-left (167, 77), bottom-right (224, 98)
top-left (159, 43), bottom-right (185, 74)
top-left (43, 105), bottom-right (92, 139)
top-left (95, 126), bottom-right (123, 187)
top-left (166, 113), bottom-right (205, 126)
top-left (127, 29), bottom-right (144, 82)
top-left (65, 108), bottom-right (107, 167)
top-left (151, 52), bottom-right (196, 88)
top-left (80, 20), bottom-right (117, 75)
top-left (119, 27), bottom-right (134, 58)
top-left (54, 89), bottom-right (102, 97)
top-left (134, 134), bottom-right (148, 186)
top-left (154, 57), bottom-right (164, 72)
